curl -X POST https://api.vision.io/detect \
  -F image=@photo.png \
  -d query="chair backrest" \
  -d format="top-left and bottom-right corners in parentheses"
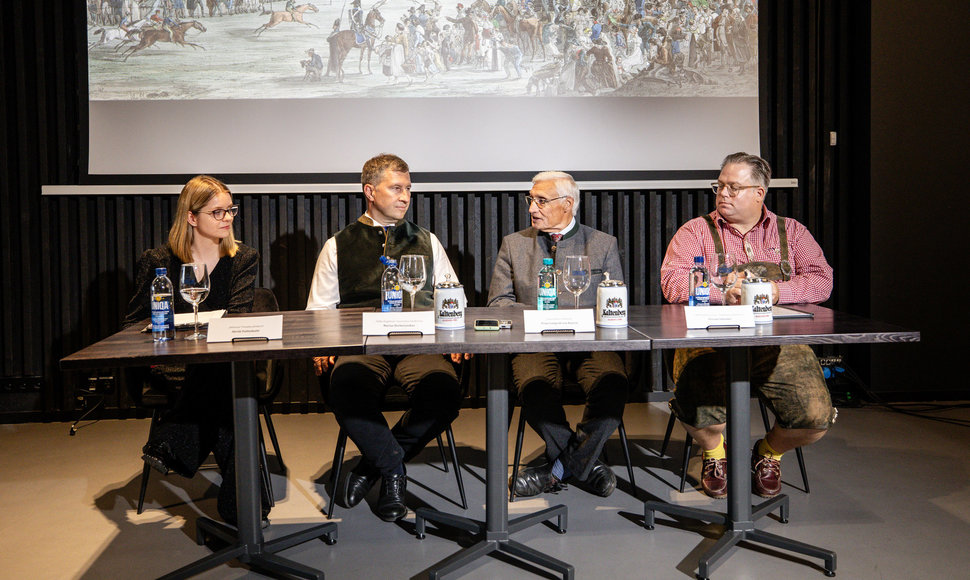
top-left (253, 288), bottom-right (285, 403)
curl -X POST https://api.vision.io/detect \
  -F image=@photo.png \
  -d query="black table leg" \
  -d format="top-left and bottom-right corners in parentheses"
top-left (644, 347), bottom-right (836, 579)
top-left (414, 354), bottom-right (574, 579)
top-left (158, 361), bottom-right (337, 579)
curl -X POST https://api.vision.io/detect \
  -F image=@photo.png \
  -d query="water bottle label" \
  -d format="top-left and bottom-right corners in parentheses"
top-left (690, 285), bottom-right (710, 306)
top-left (537, 287), bottom-right (557, 310)
top-left (151, 297), bottom-right (172, 331)
top-left (382, 289), bottom-right (403, 312)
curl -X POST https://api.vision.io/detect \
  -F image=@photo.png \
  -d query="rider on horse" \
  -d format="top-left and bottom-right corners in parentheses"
top-left (349, 0), bottom-right (364, 34)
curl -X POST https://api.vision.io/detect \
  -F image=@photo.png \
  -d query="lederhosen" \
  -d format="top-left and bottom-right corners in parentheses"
top-left (669, 214), bottom-right (836, 430)
top-left (702, 213), bottom-right (792, 283)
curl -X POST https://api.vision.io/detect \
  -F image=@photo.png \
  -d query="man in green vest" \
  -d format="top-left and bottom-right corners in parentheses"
top-left (306, 153), bottom-right (469, 522)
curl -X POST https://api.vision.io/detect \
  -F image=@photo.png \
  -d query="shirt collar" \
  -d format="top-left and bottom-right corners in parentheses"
top-left (360, 212), bottom-right (403, 229)
top-left (714, 207), bottom-right (773, 232)
top-left (547, 217), bottom-right (578, 239)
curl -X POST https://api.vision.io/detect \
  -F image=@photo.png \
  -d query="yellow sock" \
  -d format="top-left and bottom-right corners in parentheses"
top-left (758, 438), bottom-right (784, 461)
top-left (702, 434), bottom-right (726, 460)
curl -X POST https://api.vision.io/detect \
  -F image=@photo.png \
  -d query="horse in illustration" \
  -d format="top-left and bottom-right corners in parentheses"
top-left (121, 20), bottom-right (207, 60)
top-left (326, 7), bottom-right (385, 79)
top-left (254, 3), bottom-right (320, 37)
top-left (491, 5), bottom-right (545, 60)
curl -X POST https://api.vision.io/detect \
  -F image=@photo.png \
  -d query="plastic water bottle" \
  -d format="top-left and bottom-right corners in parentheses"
top-left (380, 257), bottom-right (403, 312)
top-left (689, 256), bottom-right (711, 306)
top-left (537, 258), bottom-right (558, 310)
top-left (151, 267), bottom-right (176, 341)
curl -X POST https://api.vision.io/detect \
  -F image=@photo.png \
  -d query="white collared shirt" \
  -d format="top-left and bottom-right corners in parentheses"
top-left (551, 217), bottom-right (577, 237)
top-left (306, 215), bottom-right (460, 310)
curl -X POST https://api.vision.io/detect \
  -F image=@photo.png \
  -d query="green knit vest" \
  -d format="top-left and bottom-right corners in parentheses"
top-left (335, 217), bottom-right (435, 309)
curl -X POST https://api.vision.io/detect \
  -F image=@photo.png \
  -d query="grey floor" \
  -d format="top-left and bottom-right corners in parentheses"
top-left (3, 401), bottom-right (970, 580)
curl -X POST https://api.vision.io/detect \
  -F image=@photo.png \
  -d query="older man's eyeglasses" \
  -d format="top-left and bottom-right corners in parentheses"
top-left (524, 195), bottom-right (568, 208)
top-left (711, 182), bottom-right (761, 197)
top-left (195, 205), bottom-right (239, 221)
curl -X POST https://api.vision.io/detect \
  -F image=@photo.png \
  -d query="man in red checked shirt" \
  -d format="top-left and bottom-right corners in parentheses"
top-left (659, 152), bottom-right (837, 500)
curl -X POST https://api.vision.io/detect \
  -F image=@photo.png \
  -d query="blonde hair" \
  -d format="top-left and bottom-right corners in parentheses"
top-left (168, 175), bottom-right (239, 262)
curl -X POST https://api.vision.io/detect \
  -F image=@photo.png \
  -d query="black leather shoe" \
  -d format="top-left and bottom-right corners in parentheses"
top-left (141, 452), bottom-right (172, 476)
top-left (345, 469), bottom-right (380, 508)
top-left (142, 442), bottom-right (189, 477)
top-left (376, 473), bottom-right (408, 522)
top-left (510, 464), bottom-right (564, 498)
top-left (580, 461), bottom-right (617, 498)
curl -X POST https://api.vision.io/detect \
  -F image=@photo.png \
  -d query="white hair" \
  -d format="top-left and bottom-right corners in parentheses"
top-left (532, 171), bottom-right (580, 216)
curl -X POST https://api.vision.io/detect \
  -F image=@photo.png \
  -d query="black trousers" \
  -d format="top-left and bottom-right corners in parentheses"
top-left (146, 362), bottom-right (243, 524)
top-left (326, 354), bottom-right (463, 477)
top-left (511, 351), bottom-right (628, 481)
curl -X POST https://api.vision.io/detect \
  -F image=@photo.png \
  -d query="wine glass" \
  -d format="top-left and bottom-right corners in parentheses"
top-left (710, 252), bottom-right (737, 300)
top-left (179, 263), bottom-right (210, 340)
top-left (398, 254), bottom-right (426, 311)
top-left (561, 255), bottom-right (591, 309)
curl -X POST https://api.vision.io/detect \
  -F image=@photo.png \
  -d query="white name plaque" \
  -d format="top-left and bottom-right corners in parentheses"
top-left (362, 311), bottom-right (436, 336)
top-left (522, 309), bottom-right (595, 334)
top-left (683, 306), bottom-right (755, 330)
top-left (206, 315), bottom-right (283, 343)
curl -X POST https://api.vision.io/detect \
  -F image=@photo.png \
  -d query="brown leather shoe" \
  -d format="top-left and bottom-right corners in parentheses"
top-left (751, 441), bottom-right (782, 498)
top-left (700, 457), bottom-right (728, 499)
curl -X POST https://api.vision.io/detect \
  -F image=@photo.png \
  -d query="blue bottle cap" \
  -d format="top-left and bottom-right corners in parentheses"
top-left (155, 267), bottom-right (167, 276)
top-left (542, 258), bottom-right (554, 265)
top-left (694, 256), bottom-right (704, 264)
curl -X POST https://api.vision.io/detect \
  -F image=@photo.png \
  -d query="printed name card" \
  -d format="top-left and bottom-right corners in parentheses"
top-left (362, 311), bottom-right (436, 336)
top-left (522, 309), bottom-right (595, 334)
top-left (683, 306), bottom-right (755, 330)
top-left (207, 315), bottom-right (283, 343)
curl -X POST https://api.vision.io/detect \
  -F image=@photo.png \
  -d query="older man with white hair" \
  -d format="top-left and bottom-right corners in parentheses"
top-left (488, 171), bottom-right (628, 499)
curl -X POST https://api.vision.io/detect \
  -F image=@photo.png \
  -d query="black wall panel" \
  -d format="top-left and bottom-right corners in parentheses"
top-left (1, 1), bottom-right (879, 421)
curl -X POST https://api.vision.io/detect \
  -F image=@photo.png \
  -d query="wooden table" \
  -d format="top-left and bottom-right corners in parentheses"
top-left (630, 304), bottom-right (920, 580)
top-left (61, 309), bottom-right (369, 580)
top-left (366, 306), bottom-right (652, 580)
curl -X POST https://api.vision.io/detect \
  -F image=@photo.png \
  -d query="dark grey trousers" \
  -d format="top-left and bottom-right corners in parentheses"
top-left (511, 351), bottom-right (628, 481)
top-left (326, 354), bottom-right (462, 477)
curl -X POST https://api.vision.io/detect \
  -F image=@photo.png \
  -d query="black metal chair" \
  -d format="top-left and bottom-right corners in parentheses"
top-left (134, 288), bottom-right (286, 514)
top-left (325, 361), bottom-right (469, 519)
top-left (659, 399), bottom-right (811, 493)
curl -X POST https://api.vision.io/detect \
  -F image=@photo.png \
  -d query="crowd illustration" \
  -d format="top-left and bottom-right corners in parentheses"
top-left (88, 0), bottom-right (758, 97)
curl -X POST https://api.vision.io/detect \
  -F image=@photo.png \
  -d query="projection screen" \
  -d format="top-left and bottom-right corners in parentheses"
top-left (85, 0), bottom-right (759, 178)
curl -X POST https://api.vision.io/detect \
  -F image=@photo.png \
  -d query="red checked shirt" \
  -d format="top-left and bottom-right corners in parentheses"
top-left (661, 208), bottom-right (833, 305)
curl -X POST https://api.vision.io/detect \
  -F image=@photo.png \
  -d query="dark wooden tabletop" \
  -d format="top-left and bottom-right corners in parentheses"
top-left (628, 304), bottom-right (920, 349)
top-left (59, 309), bottom-right (368, 369)
top-left (61, 304), bottom-right (919, 371)
top-left (364, 307), bottom-right (652, 355)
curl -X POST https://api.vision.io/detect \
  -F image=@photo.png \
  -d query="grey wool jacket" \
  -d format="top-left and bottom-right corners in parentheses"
top-left (487, 223), bottom-right (624, 308)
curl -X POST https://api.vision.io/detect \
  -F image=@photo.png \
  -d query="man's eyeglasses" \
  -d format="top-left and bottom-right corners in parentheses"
top-left (711, 182), bottom-right (761, 197)
top-left (194, 205), bottom-right (239, 221)
top-left (524, 195), bottom-right (568, 208)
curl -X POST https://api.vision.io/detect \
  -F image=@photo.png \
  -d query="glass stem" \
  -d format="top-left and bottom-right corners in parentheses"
top-left (193, 304), bottom-right (199, 336)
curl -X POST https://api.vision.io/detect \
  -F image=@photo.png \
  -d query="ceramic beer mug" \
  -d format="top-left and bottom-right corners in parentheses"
top-left (595, 272), bottom-right (628, 327)
top-left (434, 274), bottom-right (466, 330)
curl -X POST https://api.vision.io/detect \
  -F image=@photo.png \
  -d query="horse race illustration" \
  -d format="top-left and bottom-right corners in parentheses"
top-left (87, 0), bottom-right (758, 100)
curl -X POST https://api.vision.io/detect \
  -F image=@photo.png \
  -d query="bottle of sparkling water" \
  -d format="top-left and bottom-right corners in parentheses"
top-left (689, 256), bottom-right (711, 306)
top-left (151, 267), bottom-right (176, 341)
top-left (537, 258), bottom-right (558, 310)
top-left (380, 257), bottom-right (403, 312)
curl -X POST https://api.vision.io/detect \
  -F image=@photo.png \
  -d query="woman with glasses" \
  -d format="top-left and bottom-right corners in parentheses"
top-left (123, 174), bottom-right (261, 526)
